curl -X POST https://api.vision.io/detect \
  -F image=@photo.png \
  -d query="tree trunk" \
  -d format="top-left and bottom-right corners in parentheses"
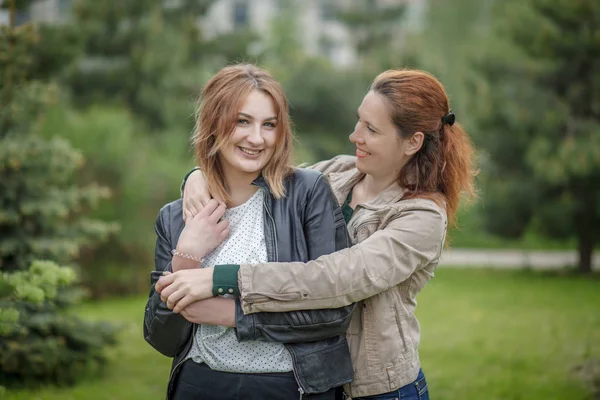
top-left (577, 228), bottom-right (594, 274)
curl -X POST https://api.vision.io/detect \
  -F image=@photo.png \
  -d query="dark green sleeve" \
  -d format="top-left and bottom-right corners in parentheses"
top-left (212, 264), bottom-right (240, 296)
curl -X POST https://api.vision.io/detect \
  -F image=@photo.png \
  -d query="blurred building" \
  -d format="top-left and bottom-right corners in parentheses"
top-left (0, 0), bottom-right (427, 68)
top-left (0, 0), bottom-right (70, 25)
top-left (201, 0), bottom-right (427, 68)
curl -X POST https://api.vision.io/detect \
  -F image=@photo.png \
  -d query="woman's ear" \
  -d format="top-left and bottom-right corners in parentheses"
top-left (405, 132), bottom-right (424, 156)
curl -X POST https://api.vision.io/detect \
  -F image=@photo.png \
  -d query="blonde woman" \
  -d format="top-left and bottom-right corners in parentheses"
top-left (144, 64), bottom-right (354, 400)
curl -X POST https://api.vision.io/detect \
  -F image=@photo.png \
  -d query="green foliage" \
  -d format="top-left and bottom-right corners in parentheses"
top-left (67, 0), bottom-right (216, 131)
top-left (37, 104), bottom-right (193, 296)
top-left (0, 6), bottom-right (119, 388)
top-left (0, 261), bottom-right (119, 387)
top-left (337, 0), bottom-right (407, 72)
top-left (475, 0), bottom-right (600, 272)
top-left (1, 21), bottom-right (116, 273)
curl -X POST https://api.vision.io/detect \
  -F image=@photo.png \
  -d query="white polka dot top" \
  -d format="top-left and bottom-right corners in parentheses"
top-left (185, 189), bottom-right (293, 373)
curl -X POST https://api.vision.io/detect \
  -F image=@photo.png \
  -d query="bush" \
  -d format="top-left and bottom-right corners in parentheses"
top-left (0, 260), bottom-right (119, 387)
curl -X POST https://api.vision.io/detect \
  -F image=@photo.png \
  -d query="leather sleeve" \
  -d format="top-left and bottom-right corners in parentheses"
top-left (234, 174), bottom-right (356, 343)
top-left (143, 205), bottom-right (192, 357)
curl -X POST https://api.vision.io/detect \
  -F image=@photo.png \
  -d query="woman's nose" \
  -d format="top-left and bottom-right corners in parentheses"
top-left (349, 129), bottom-right (364, 144)
top-left (246, 124), bottom-right (264, 145)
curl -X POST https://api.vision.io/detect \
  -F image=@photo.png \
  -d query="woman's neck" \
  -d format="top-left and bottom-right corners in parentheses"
top-left (353, 173), bottom-right (397, 205)
top-left (223, 169), bottom-right (261, 207)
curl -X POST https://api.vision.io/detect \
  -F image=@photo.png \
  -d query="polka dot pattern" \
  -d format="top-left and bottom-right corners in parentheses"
top-left (185, 189), bottom-right (293, 373)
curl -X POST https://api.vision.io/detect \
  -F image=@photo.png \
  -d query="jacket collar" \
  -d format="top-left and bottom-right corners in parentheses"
top-left (251, 174), bottom-right (268, 189)
top-left (328, 168), bottom-right (406, 210)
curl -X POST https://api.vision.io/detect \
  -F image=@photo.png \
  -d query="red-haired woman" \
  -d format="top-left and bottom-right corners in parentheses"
top-left (144, 64), bottom-right (354, 400)
top-left (158, 69), bottom-right (477, 399)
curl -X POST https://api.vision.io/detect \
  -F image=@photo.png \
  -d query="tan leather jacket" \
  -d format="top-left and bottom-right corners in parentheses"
top-left (237, 156), bottom-right (447, 398)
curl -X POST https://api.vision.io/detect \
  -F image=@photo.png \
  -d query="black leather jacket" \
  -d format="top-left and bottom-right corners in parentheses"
top-left (144, 169), bottom-right (355, 399)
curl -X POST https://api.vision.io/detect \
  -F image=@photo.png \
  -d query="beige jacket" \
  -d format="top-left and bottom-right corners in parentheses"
top-left (238, 155), bottom-right (447, 398)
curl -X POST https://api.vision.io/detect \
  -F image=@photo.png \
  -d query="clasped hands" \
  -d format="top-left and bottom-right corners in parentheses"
top-left (156, 268), bottom-right (214, 313)
top-left (154, 198), bottom-right (235, 326)
top-left (156, 269), bottom-right (235, 327)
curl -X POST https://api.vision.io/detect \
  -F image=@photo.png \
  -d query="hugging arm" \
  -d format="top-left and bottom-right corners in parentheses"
top-left (238, 200), bottom-right (447, 313)
top-left (233, 175), bottom-right (355, 343)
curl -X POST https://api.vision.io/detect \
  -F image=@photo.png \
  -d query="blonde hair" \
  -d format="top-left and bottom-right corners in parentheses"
top-left (192, 64), bottom-right (294, 205)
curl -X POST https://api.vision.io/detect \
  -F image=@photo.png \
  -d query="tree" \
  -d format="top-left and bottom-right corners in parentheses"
top-left (337, 0), bottom-right (407, 72)
top-left (0, 0), bottom-right (118, 385)
top-left (68, 0), bottom-right (215, 131)
top-left (476, 0), bottom-right (600, 273)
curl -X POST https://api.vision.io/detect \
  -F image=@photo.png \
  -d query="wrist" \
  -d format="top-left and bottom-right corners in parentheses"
top-left (171, 249), bottom-right (203, 271)
top-left (174, 245), bottom-right (206, 262)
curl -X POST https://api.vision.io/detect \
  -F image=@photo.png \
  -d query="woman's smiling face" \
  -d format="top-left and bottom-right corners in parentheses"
top-left (218, 89), bottom-right (279, 180)
top-left (349, 90), bottom-right (414, 180)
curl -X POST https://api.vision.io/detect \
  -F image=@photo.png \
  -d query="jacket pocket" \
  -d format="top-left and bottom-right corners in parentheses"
top-left (392, 302), bottom-right (413, 356)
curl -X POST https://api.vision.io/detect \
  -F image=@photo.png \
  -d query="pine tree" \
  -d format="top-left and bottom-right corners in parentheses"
top-left (67, 0), bottom-right (215, 130)
top-left (0, 0), bottom-right (118, 386)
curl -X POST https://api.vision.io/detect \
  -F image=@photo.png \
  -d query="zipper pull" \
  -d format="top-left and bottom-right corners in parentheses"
top-left (298, 387), bottom-right (304, 400)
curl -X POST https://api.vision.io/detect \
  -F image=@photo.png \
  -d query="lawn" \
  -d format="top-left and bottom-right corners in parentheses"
top-left (3, 268), bottom-right (599, 400)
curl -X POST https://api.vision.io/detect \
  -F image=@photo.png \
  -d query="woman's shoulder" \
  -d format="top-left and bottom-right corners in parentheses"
top-left (156, 198), bottom-right (184, 225)
top-left (282, 168), bottom-right (333, 202)
top-left (390, 196), bottom-right (448, 223)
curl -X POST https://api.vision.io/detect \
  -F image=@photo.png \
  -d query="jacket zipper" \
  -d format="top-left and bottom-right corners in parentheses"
top-left (261, 188), bottom-right (306, 395)
top-left (262, 188), bottom-right (279, 262)
top-left (285, 343), bottom-right (306, 398)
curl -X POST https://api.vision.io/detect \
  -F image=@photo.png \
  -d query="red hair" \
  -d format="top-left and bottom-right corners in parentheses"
top-left (370, 69), bottom-right (476, 227)
top-left (192, 64), bottom-right (294, 205)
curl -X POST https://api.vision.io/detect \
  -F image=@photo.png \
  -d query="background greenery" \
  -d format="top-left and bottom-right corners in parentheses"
top-left (1, 0), bottom-right (598, 397)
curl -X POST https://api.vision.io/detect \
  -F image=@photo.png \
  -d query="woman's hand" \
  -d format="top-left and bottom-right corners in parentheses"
top-left (183, 169), bottom-right (214, 223)
top-left (173, 199), bottom-right (229, 271)
top-left (180, 297), bottom-right (236, 327)
top-left (156, 267), bottom-right (215, 313)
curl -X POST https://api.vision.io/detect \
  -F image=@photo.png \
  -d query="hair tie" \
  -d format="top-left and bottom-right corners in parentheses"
top-left (442, 111), bottom-right (455, 127)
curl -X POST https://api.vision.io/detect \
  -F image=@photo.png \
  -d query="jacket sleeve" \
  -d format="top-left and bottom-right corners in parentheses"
top-left (238, 199), bottom-right (447, 314)
top-left (298, 155), bottom-right (357, 175)
top-left (143, 206), bottom-right (193, 357)
top-left (234, 174), bottom-right (356, 343)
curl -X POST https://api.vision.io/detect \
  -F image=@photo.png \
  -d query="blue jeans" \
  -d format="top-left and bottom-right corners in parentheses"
top-left (353, 369), bottom-right (429, 400)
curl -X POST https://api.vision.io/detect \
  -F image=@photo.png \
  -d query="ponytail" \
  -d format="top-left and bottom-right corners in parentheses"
top-left (438, 122), bottom-right (476, 227)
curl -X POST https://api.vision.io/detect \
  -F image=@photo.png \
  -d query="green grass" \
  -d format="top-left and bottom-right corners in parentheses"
top-left (3, 297), bottom-right (172, 400)
top-left (3, 269), bottom-right (599, 400)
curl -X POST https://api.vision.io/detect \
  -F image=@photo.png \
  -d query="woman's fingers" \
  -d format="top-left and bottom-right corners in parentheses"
top-left (209, 203), bottom-right (227, 224)
top-left (166, 289), bottom-right (186, 311)
top-left (155, 273), bottom-right (174, 293)
top-left (173, 293), bottom-right (197, 314)
top-left (195, 199), bottom-right (219, 220)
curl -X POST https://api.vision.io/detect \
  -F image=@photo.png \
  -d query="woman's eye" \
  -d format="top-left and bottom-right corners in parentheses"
top-left (367, 125), bottom-right (376, 133)
top-left (238, 119), bottom-right (249, 125)
top-left (264, 122), bottom-right (276, 128)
